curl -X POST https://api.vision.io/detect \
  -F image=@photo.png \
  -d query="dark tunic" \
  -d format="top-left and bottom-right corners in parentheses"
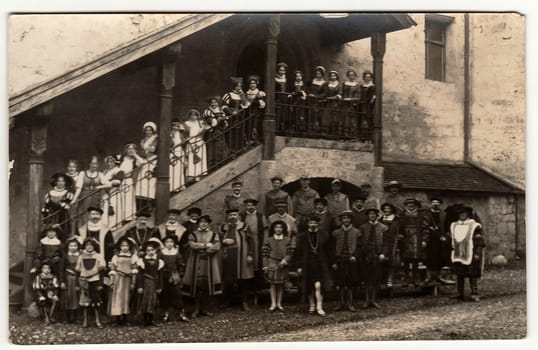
top-left (220, 222), bottom-right (255, 282)
top-left (33, 273), bottom-right (59, 306)
top-left (359, 221), bottom-right (390, 285)
top-left (351, 205), bottom-right (370, 229)
top-left (423, 209), bottom-right (449, 270)
top-left (292, 187), bottom-right (320, 220)
top-left (159, 247), bottom-right (184, 309)
top-left (399, 209), bottom-right (427, 261)
top-left (137, 256), bottom-right (163, 314)
top-left (262, 235), bottom-right (294, 284)
top-left (294, 229), bottom-right (330, 292)
top-left (359, 83), bottom-right (376, 112)
top-left (331, 225), bottom-right (361, 287)
top-left (124, 226), bottom-right (158, 252)
top-left (380, 215), bottom-right (400, 266)
top-left (342, 81), bottom-right (360, 100)
top-left (61, 252), bottom-right (80, 310)
top-left (264, 189), bottom-right (292, 216)
top-left (33, 237), bottom-right (64, 278)
top-left (42, 189), bottom-right (74, 236)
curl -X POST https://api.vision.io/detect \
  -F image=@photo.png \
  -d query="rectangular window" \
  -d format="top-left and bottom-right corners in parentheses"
top-left (425, 14), bottom-right (454, 82)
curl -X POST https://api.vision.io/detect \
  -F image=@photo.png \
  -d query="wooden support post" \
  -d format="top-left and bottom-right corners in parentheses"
top-left (262, 15), bottom-right (280, 160)
top-left (155, 59), bottom-right (176, 224)
top-left (23, 102), bottom-right (51, 306)
top-left (371, 32), bottom-right (386, 166)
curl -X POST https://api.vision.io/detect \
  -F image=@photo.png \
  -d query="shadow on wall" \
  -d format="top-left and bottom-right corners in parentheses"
top-left (282, 177), bottom-right (363, 199)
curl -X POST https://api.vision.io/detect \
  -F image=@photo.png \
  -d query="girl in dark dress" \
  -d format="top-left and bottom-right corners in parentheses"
top-left (222, 77), bottom-right (250, 152)
top-left (136, 238), bottom-right (164, 327)
top-left (159, 235), bottom-right (189, 323)
top-left (359, 71), bottom-right (376, 141)
top-left (262, 220), bottom-right (294, 312)
top-left (42, 173), bottom-right (74, 235)
top-left (203, 96), bottom-right (229, 168)
top-left (294, 215), bottom-right (328, 316)
top-left (61, 237), bottom-right (81, 324)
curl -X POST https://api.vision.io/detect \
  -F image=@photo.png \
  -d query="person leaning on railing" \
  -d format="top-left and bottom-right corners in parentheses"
top-left (307, 66), bottom-right (328, 134)
top-left (221, 77), bottom-right (251, 153)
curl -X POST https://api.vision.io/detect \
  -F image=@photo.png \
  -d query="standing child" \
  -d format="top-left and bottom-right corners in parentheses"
top-left (182, 215), bottom-right (222, 318)
top-left (61, 237), bottom-right (81, 324)
top-left (137, 238), bottom-right (164, 327)
top-left (76, 237), bottom-right (106, 328)
top-left (262, 221), bottom-right (294, 312)
top-left (160, 235), bottom-right (189, 323)
top-left (33, 261), bottom-right (60, 325)
top-left (107, 237), bottom-right (138, 326)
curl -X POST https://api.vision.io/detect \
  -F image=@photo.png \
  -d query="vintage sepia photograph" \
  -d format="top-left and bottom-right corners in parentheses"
top-left (7, 11), bottom-right (526, 344)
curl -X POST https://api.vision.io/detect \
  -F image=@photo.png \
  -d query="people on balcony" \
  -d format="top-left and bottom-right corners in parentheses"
top-left (326, 70), bottom-right (343, 136)
top-left (307, 66), bottom-right (328, 134)
top-left (342, 68), bottom-right (360, 138)
top-left (170, 118), bottom-right (187, 192)
top-left (103, 155), bottom-right (123, 229)
top-left (42, 173), bottom-right (74, 235)
top-left (245, 75), bottom-right (266, 143)
top-left (287, 70), bottom-right (307, 132)
top-left (73, 156), bottom-right (111, 224)
top-left (184, 109), bottom-right (209, 183)
top-left (203, 96), bottom-right (229, 169)
top-left (359, 71), bottom-right (376, 141)
top-left (136, 122), bottom-right (158, 213)
top-left (275, 62), bottom-right (288, 94)
top-left (222, 77), bottom-right (250, 153)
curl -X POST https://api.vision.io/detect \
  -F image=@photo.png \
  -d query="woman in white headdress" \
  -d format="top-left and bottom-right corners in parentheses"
top-left (135, 121), bottom-right (158, 213)
top-left (184, 109), bottom-right (210, 183)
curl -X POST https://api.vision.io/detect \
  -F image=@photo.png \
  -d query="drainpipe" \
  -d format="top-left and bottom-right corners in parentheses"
top-left (463, 13), bottom-right (470, 162)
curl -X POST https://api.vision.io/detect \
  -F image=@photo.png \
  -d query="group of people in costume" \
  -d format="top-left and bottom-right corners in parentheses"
top-left (274, 62), bottom-right (376, 141)
top-left (32, 174), bottom-right (486, 327)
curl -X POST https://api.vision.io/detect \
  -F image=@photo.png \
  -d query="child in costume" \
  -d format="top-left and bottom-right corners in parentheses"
top-left (76, 237), bottom-right (106, 328)
top-left (60, 237), bottom-right (81, 324)
top-left (107, 236), bottom-right (138, 326)
top-left (160, 235), bottom-right (189, 323)
top-left (33, 261), bottom-right (60, 325)
top-left (262, 220), bottom-right (294, 312)
top-left (137, 237), bottom-right (165, 327)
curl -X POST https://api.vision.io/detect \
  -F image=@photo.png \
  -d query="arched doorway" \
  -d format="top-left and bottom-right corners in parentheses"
top-left (235, 40), bottom-right (266, 86)
top-left (281, 177), bottom-right (363, 199)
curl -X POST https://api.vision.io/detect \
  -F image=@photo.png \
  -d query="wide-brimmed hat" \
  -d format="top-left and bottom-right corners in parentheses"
top-left (314, 198), bottom-right (328, 206)
top-left (41, 224), bottom-right (63, 237)
top-left (199, 214), bottom-right (212, 224)
top-left (143, 121), bottom-right (157, 133)
top-left (243, 198), bottom-right (258, 206)
top-left (49, 172), bottom-right (75, 189)
top-left (167, 208), bottom-right (182, 216)
top-left (269, 220), bottom-right (289, 236)
top-left (403, 197), bottom-right (420, 206)
top-left (142, 237), bottom-right (163, 251)
top-left (83, 237), bottom-right (100, 252)
top-left (381, 202), bottom-right (397, 213)
top-left (338, 210), bottom-right (354, 219)
top-left (186, 207), bottom-right (202, 216)
top-left (306, 215), bottom-right (321, 223)
top-left (314, 66), bottom-right (326, 75)
top-left (270, 176), bottom-right (284, 183)
top-left (161, 235), bottom-right (178, 246)
top-left (274, 198), bottom-right (288, 207)
top-left (384, 180), bottom-right (403, 190)
top-left (87, 206), bottom-right (104, 215)
top-left (116, 236), bottom-right (136, 250)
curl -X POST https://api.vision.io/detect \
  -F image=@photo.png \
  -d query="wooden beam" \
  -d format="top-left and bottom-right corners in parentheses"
top-left (155, 60), bottom-right (176, 224)
top-left (262, 15), bottom-right (280, 160)
top-left (23, 102), bottom-right (52, 307)
top-left (371, 32), bottom-right (386, 167)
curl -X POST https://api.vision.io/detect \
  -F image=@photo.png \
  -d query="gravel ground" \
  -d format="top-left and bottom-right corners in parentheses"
top-left (9, 268), bottom-right (526, 344)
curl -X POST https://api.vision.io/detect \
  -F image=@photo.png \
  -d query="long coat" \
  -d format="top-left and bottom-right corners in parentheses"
top-left (398, 209), bottom-right (427, 261)
top-left (181, 228), bottom-right (223, 296)
top-left (423, 209), bottom-right (450, 270)
top-left (294, 229), bottom-right (331, 292)
top-left (219, 221), bottom-right (255, 282)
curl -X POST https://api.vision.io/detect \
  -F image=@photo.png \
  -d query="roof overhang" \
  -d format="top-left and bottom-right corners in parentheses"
top-left (8, 13), bottom-right (232, 118)
top-left (309, 13), bottom-right (417, 45)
